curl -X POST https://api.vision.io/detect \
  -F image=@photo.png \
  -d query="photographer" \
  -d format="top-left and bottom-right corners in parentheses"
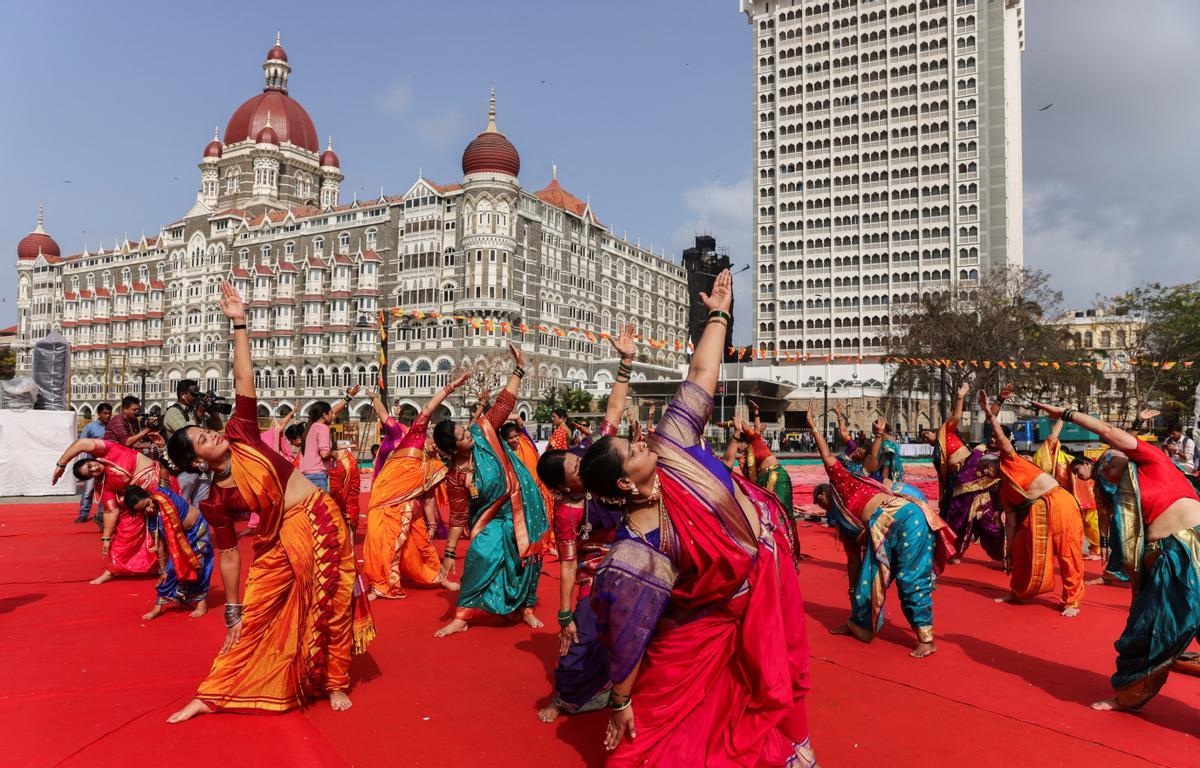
top-left (104, 395), bottom-right (163, 455)
top-left (163, 379), bottom-right (227, 504)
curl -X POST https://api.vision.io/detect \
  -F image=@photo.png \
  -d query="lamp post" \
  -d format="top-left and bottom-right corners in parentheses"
top-left (134, 367), bottom-right (151, 403)
top-left (806, 375), bottom-right (830, 444)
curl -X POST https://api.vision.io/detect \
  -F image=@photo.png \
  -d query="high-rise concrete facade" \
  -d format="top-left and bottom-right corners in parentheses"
top-left (740, 0), bottom-right (1025, 358)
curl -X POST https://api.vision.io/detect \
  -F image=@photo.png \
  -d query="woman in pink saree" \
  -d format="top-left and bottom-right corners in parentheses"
top-left (580, 271), bottom-right (816, 767)
top-left (54, 437), bottom-right (172, 583)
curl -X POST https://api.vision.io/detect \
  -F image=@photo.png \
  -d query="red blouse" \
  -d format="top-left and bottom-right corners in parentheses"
top-left (943, 418), bottom-right (965, 456)
top-left (1126, 439), bottom-right (1200, 524)
top-left (826, 460), bottom-right (879, 517)
top-left (200, 394), bottom-right (296, 549)
top-left (445, 390), bottom-right (516, 529)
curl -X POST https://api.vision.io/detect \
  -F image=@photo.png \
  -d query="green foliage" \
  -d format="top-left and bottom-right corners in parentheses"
top-left (1112, 281), bottom-right (1200, 419)
top-left (889, 267), bottom-right (1098, 406)
top-left (0, 348), bottom-right (14, 381)
top-left (533, 385), bottom-right (593, 422)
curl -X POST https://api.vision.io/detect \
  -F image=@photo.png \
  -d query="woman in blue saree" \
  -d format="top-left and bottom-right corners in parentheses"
top-left (1029, 402), bottom-right (1200, 711)
top-left (432, 343), bottom-right (550, 637)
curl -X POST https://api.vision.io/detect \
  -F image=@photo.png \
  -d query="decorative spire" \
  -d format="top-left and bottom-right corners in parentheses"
top-left (34, 203), bottom-right (46, 234)
top-left (276, 31), bottom-right (281, 46)
top-left (213, 126), bottom-right (220, 141)
top-left (551, 163), bottom-right (557, 181)
top-left (265, 110), bottom-right (272, 128)
top-left (486, 87), bottom-right (497, 133)
top-left (327, 135), bottom-right (333, 150)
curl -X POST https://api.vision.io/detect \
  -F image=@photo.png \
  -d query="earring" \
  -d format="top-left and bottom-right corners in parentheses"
top-left (196, 461), bottom-right (208, 472)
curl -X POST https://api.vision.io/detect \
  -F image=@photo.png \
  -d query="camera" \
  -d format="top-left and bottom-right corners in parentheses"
top-left (141, 413), bottom-right (161, 430)
top-left (197, 391), bottom-right (233, 416)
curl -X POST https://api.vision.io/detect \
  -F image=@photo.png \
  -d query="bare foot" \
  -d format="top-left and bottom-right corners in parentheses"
top-left (537, 703), bottom-right (562, 723)
top-left (522, 611), bottom-right (544, 629)
top-left (434, 619), bottom-right (469, 637)
top-left (329, 690), bottom-right (353, 712)
top-left (829, 624), bottom-right (853, 635)
top-left (142, 603), bottom-right (169, 621)
top-left (167, 698), bottom-right (213, 723)
top-left (948, 556), bottom-right (962, 565)
top-left (439, 579), bottom-right (461, 592)
top-left (1084, 553), bottom-right (1103, 561)
top-left (1091, 697), bottom-right (1120, 711)
top-left (911, 641), bottom-right (938, 658)
top-left (189, 601), bottom-right (208, 618)
top-left (90, 570), bottom-right (113, 585)
top-left (367, 592), bottom-right (378, 602)
top-left (1085, 576), bottom-right (1107, 586)
top-left (994, 593), bottom-right (1017, 604)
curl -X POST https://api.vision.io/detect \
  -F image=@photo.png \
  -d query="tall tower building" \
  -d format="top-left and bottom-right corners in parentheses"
top-left (740, 0), bottom-right (1025, 358)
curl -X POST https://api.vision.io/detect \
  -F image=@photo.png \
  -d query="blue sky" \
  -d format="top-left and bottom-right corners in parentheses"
top-left (3, 1), bottom-right (1198, 340)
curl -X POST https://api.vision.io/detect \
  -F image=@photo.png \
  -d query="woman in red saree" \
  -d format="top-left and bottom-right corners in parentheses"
top-left (53, 436), bottom-right (171, 583)
top-left (580, 271), bottom-right (815, 768)
top-left (164, 282), bottom-right (369, 722)
top-left (363, 372), bottom-right (468, 599)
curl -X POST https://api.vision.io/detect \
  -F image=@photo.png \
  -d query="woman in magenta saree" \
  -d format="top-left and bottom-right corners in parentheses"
top-left (581, 271), bottom-right (815, 767)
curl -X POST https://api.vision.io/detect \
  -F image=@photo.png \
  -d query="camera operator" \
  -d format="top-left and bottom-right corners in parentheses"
top-left (105, 395), bottom-right (164, 455)
top-left (163, 379), bottom-right (226, 504)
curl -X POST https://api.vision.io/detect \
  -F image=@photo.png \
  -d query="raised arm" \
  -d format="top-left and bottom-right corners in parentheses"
top-left (805, 403), bottom-right (837, 467)
top-left (423, 370), bottom-right (470, 420)
top-left (217, 282), bottom-right (254, 398)
top-left (861, 418), bottom-right (887, 474)
top-left (749, 400), bottom-right (763, 435)
top-left (603, 323), bottom-right (637, 429)
top-left (685, 269), bottom-right (732, 397)
top-left (1049, 418), bottom-right (1064, 442)
top-left (1029, 401), bottom-right (1139, 452)
top-left (52, 438), bottom-right (107, 484)
top-left (979, 390), bottom-right (1015, 457)
top-left (329, 384), bottom-right (362, 419)
top-left (834, 403), bottom-right (852, 446)
top-left (370, 389), bottom-right (391, 423)
top-left (484, 343), bottom-right (525, 428)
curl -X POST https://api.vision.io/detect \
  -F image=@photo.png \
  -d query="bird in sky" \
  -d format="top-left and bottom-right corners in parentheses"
top-left (63, 178), bottom-right (72, 183)
top-left (1039, 103), bottom-right (1053, 111)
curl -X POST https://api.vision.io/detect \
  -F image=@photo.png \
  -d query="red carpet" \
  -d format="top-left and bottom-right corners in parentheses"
top-left (2, 478), bottom-right (1197, 767)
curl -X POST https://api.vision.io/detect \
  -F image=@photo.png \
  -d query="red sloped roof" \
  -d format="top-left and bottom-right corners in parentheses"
top-left (534, 178), bottom-right (601, 225)
top-left (360, 249), bottom-right (381, 262)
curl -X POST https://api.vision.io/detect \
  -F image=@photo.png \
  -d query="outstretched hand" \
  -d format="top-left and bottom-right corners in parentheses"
top-left (978, 389), bottom-right (992, 414)
top-left (508, 342), bottom-right (525, 368)
top-left (803, 401), bottom-right (817, 431)
top-left (699, 269), bottom-right (733, 313)
top-left (957, 381), bottom-right (970, 398)
top-left (610, 323), bottom-right (637, 360)
top-left (1138, 408), bottom-right (1161, 422)
top-left (219, 281), bottom-right (245, 322)
top-left (52, 464), bottom-right (65, 485)
top-left (449, 370), bottom-right (472, 390)
top-left (1028, 400), bottom-right (1064, 419)
top-left (872, 417), bottom-right (887, 436)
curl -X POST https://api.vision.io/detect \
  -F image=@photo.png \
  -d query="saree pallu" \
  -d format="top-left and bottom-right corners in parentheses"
top-left (1008, 487), bottom-right (1085, 608)
top-left (363, 446), bottom-right (447, 598)
top-left (848, 498), bottom-right (935, 643)
top-left (874, 439), bottom-right (904, 483)
top-left (197, 490), bottom-right (357, 712)
top-left (941, 449), bottom-right (1004, 561)
top-left (455, 419), bottom-right (548, 620)
top-left (108, 511), bottom-right (157, 575)
top-left (551, 596), bottom-right (611, 714)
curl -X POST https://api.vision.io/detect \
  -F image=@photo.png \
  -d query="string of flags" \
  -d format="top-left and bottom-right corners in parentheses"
top-left (385, 307), bottom-right (695, 353)
top-left (382, 307), bottom-right (1194, 370)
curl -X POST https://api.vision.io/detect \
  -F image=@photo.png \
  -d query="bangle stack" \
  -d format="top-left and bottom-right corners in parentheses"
top-left (443, 549), bottom-right (457, 560)
top-left (1062, 408), bottom-right (1077, 423)
top-left (557, 609), bottom-right (575, 628)
top-left (513, 366), bottom-right (526, 379)
top-left (609, 692), bottom-right (632, 711)
top-left (343, 394), bottom-right (352, 404)
top-left (707, 309), bottom-right (731, 326)
top-left (616, 358), bottom-right (634, 384)
top-left (224, 603), bottom-right (243, 628)
top-left (232, 323), bottom-right (247, 330)
top-left (100, 536), bottom-right (112, 542)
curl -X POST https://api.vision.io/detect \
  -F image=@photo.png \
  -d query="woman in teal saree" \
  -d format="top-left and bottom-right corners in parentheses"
top-left (432, 344), bottom-right (550, 637)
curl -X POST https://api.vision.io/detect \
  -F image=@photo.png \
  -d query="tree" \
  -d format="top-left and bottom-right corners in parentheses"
top-left (532, 385), bottom-right (593, 422)
top-left (888, 266), bottom-right (1098, 417)
top-left (0, 348), bottom-right (14, 381)
top-left (1110, 281), bottom-right (1200, 422)
top-left (448, 350), bottom-right (557, 416)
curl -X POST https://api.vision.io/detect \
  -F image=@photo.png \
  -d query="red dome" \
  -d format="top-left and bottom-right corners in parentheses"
top-left (267, 43), bottom-right (288, 62)
top-left (462, 132), bottom-right (520, 177)
top-left (256, 122), bottom-right (279, 145)
top-left (17, 208), bottom-right (60, 261)
top-left (321, 146), bottom-right (340, 168)
top-left (225, 91), bottom-right (318, 152)
top-left (203, 138), bottom-right (223, 158)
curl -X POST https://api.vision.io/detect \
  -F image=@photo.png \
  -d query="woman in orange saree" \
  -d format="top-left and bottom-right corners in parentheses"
top-left (364, 373), bottom-right (468, 599)
top-left (164, 282), bottom-right (370, 722)
top-left (1034, 419), bottom-right (1101, 557)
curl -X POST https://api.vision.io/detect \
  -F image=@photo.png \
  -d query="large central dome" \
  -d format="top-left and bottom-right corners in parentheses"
top-left (222, 37), bottom-right (319, 153)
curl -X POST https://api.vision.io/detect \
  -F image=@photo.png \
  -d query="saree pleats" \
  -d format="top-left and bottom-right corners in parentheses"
top-left (1009, 487), bottom-right (1085, 607)
top-left (849, 500), bottom-right (935, 642)
top-left (108, 512), bottom-right (156, 576)
top-left (363, 447), bottom-right (446, 598)
top-left (941, 450), bottom-right (1004, 561)
top-left (196, 491), bottom-right (356, 713)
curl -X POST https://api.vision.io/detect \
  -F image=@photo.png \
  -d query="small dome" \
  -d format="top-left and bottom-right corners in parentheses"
top-left (255, 113), bottom-right (280, 145)
top-left (267, 32), bottom-right (288, 62)
top-left (461, 89), bottom-right (520, 178)
top-left (203, 127), bottom-right (223, 158)
top-left (17, 206), bottom-right (61, 261)
top-left (320, 137), bottom-right (340, 168)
